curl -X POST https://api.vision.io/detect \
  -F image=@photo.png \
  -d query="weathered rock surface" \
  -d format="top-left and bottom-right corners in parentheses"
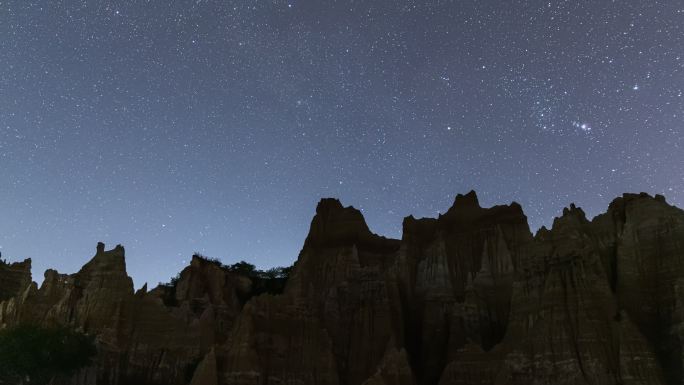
top-left (0, 257), bottom-right (31, 301)
top-left (398, 191), bottom-right (533, 384)
top-left (222, 198), bottom-right (403, 385)
top-left (1, 192), bottom-right (683, 385)
top-left (189, 348), bottom-right (218, 385)
top-left (0, 244), bottom-right (252, 385)
top-left (362, 348), bottom-right (416, 385)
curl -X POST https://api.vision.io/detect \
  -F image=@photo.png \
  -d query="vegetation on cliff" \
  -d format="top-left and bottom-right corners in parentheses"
top-left (159, 253), bottom-right (293, 306)
top-left (0, 325), bottom-right (96, 384)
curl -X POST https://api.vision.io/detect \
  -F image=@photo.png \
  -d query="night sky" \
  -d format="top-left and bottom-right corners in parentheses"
top-left (1, 0), bottom-right (682, 287)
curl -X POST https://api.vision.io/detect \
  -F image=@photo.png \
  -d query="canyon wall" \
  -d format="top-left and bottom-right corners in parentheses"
top-left (0, 192), bottom-right (682, 385)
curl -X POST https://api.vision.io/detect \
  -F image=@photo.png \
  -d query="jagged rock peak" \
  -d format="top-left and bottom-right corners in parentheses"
top-left (534, 225), bottom-right (551, 239)
top-left (312, 198), bottom-right (373, 233)
top-left (191, 253), bottom-right (213, 267)
top-left (438, 190), bottom-right (528, 230)
top-left (0, 258), bottom-right (32, 273)
top-left (543, 203), bottom-right (590, 239)
top-left (316, 197), bottom-right (346, 212)
top-left (453, 190), bottom-right (480, 208)
top-left (306, 198), bottom-right (375, 246)
top-left (95, 241), bottom-right (125, 257)
top-left (78, 242), bottom-right (128, 277)
top-left (559, 202), bottom-right (588, 222)
top-left (40, 268), bottom-right (72, 291)
top-left (401, 214), bottom-right (438, 243)
top-left (135, 283), bottom-right (148, 296)
top-left (443, 190), bottom-right (526, 216)
top-left (0, 258), bottom-right (32, 301)
top-left (607, 191), bottom-right (673, 212)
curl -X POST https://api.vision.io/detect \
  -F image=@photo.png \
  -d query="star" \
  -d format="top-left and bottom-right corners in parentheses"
top-left (572, 121), bottom-right (592, 132)
top-left (1, 0), bottom-right (681, 289)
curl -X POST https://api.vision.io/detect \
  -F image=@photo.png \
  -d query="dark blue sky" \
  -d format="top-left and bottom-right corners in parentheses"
top-left (1, 0), bottom-right (682, 287)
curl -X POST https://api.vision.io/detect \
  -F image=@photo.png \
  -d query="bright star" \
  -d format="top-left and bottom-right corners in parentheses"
top-left (572, 121), bottom-right (591, 132)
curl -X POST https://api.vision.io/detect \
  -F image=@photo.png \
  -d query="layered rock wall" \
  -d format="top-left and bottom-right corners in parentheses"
top-left (1, 192), bottom-right (682, 385)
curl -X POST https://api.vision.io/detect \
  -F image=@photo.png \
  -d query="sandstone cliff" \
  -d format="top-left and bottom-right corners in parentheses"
top-left (0, 192), bottom-right (682, 385)
top-left (0, 257), bottom-right (31, 301)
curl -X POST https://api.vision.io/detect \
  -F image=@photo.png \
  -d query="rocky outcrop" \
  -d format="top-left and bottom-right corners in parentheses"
top-left (591, 193), bottom-right (684, 384)
top-left (0, 257), bottom-right (31, 302)
top-left (0, 244), bottom-right (254, 385)
top-left (397, 191), bottom-right (533, 384)
top-left (1, 192), bottom-right (683, 385)
top-left (223, 198), bottom-right (403, 385)
top-left (437, 194), bottom-right (674, 385)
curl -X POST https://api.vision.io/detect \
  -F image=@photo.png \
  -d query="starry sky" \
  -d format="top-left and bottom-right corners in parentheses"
top-left (1, 0), bottom-right (683, 287)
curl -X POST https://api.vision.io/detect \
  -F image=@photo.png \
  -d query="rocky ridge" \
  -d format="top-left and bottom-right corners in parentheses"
top-left (0, 191), bottom-right (682, 385)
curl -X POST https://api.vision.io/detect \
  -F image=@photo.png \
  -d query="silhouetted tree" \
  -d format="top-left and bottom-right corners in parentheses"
top-left (0, 324), bottom-right (97, 384)
top-left (262, 266), bottom-right (292, 279)
top-left (159, 256), bottom-right (294, 306)
top-left (228, 261), bottom-right (257, 276)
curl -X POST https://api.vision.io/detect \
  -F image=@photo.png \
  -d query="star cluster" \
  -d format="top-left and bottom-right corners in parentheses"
top-left (0, 0), bottom-right (682, 286)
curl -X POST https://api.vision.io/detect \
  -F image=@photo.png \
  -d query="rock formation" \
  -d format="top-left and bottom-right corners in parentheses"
top-left (0, 191), bottom-right (682, 385)
top-left (0, 257), bottom-right (31, 301)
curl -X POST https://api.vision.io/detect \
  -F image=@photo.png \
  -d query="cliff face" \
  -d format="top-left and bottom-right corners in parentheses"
top-left (393, 192), bottom-right (532, 385)
top-left (0, 192), bottom-right (682, 385)
top-left (0, 257), bottom-right (31, 302)
top-left (222, 198), bottom-right (402, 385)
top-left (0, 244), bottom-right (251, 385)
